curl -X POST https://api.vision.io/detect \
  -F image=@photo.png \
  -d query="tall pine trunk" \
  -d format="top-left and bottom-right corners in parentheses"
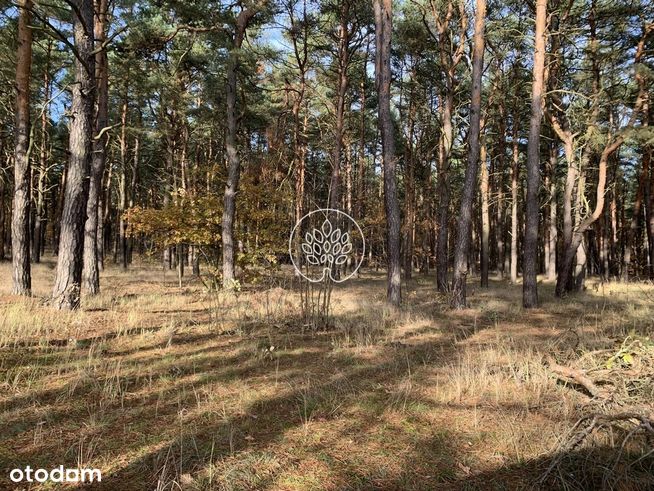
top-left (11, 0), bottom-right (33, 296)
top-left (451, 0), bottom-right (486, 308)
top-left (52, 0), bottom-right (95, 310)
top-left (523, 0), bottom-right (547, 308)
top-left (83, 0), bottom-right (109, 294)
top-left (374, 0), bottom-right (401, 306)
top-left (222, 6), bottom-right (258, 288)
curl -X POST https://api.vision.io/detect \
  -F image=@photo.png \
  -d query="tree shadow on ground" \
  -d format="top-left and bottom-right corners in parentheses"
top-left (1, 274), bottom-right (652, 490)
top-left (86, 340), bottom-right (462, 490)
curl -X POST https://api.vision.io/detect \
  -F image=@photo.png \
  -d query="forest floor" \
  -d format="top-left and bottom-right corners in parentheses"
top-left (0, 259), bottom-right (653, 490)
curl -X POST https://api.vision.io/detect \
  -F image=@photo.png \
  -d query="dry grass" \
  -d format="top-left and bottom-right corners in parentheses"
top-left (0, 258), bottom-right (652, 490)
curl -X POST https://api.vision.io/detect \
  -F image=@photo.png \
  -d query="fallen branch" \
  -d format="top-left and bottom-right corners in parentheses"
top-left (547, 357), bottom-right (612, 400)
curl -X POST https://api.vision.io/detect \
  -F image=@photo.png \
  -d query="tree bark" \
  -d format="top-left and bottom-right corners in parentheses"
top-left (522, 0), bottom-right (547, 308)
top-left (83, 0), bottom-right (109, 294)
top-left (374, 0), bottom-right (401, 306)
top-left (11, 0), bottom-right (33, 296)
top-left (52, 0), bottom-right (95, 310)
top-left (451, 0), bottom-right (485, 309)
top-left (222, 5), bottom-right (259, 288)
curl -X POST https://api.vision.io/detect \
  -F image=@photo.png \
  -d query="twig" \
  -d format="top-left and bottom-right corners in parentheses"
top-left (540, 412), bottom-right (654, 484)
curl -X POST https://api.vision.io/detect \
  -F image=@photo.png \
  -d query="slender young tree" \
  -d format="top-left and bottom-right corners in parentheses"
top-left (547, 141), bottom-right (558, 281)
top-left (83, 0), bottom-right (109, 294)
top-left (374, 0), bottom-right (401, 306)
top-left (52, 0), bottom-right (96, 309)
top-left (451, 0), bottom-right (485, 308)
top-left (328, 0), bottom-right (350, 210)
top-left (479, 130), bottom-right (489, 287)
top-left (285, 0), bottom-right (311, 226)
top-left (522, 0), bottom-right (547, 308)
top-left (510, 107), bottom-right (519, 284)
top-left (0, 165), bottom-right (5, 261)
top-left (33, 36), bottom-right (52, 264)
top-left (649, 147), bottom-right (654, 279)
top-left (11, 0), bottom-right (33, 296)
